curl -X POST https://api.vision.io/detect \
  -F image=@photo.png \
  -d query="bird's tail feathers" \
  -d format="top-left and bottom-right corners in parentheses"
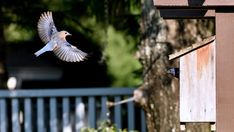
top-left (35, 48), bottom-right (46, 57)
top-left (34, 42), bottom-right (54, 57)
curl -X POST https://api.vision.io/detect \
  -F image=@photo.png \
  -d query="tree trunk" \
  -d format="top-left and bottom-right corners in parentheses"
top-left (135, 0), bottom-right (215, 131)
top-left (136, 0), bottom-right (179, 131)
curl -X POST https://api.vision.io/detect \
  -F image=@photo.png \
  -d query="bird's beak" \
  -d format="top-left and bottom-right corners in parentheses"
top-left (68, 33), bottom-right (72, 36)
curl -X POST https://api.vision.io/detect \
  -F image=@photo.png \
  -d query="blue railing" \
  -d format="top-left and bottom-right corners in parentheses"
top-left (0, 88), bottom-right (146, 132)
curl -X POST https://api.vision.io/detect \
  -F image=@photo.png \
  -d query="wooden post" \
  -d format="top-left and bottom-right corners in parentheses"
top-left (216, 11), bottom-right (234, 132)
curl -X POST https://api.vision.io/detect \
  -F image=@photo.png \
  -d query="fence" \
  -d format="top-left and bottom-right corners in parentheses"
top-left (0, 88), bottom-right (146, 132)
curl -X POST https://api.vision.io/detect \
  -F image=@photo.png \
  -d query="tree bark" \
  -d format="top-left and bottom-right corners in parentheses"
top-left (136, 0), bottom-right (215, 131)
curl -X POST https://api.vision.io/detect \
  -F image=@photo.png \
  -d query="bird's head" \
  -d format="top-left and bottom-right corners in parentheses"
top-left (58, 31), bottom-right (72, 40)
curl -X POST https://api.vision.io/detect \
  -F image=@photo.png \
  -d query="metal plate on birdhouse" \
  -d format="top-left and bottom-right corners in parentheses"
top-left (180, 40), bottom-right (216, 122)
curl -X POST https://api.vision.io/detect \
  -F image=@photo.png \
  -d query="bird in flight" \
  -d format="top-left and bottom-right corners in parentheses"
top-left (35, 11), bottom-right (87, 62)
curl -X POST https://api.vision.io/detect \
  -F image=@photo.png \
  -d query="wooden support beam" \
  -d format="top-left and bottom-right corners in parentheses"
top-left (216, 11), bottom-right (234, 132)
top-left (159, 9), bottom-right (215, 18)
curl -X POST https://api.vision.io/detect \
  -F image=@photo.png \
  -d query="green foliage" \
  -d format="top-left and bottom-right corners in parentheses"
top-left (4, 24), bottom-right (34, 42)
top-left (129, 0), bottom-right (141, 15)
top-left (105, 27), bottom-right (142, 86)
top-left (80, 120), bottom-right (138, 132)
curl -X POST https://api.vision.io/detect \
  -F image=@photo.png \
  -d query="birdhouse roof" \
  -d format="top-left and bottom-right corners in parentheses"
top-left (169, 36), bottom-right (215, 60)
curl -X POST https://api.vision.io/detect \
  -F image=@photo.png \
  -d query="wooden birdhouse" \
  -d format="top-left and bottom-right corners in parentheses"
top-left (169, 36), bottom-right (216, 123)
top-left (154, 0), bottom-right (234, 131)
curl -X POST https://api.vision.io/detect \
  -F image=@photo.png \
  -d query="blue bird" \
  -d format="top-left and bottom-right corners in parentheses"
top-left (35, 11), bottom-right (87, 62)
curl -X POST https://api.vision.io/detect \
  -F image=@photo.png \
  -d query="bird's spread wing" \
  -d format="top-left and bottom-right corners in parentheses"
top-left (38, 11), bottom-right (58, 43)
top-left (53, 42), bottom-right (87, 62)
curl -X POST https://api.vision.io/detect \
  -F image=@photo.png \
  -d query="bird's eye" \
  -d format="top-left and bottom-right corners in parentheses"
top-left (65, 32), bottom-right (67, 34)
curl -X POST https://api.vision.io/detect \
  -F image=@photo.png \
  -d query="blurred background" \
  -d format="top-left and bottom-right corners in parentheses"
top-left (0, 0), bottom-right (142, 90)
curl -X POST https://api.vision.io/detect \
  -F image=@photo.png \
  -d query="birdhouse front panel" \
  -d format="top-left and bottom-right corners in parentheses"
top-left (180, 40), bottom-right (216, 122)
